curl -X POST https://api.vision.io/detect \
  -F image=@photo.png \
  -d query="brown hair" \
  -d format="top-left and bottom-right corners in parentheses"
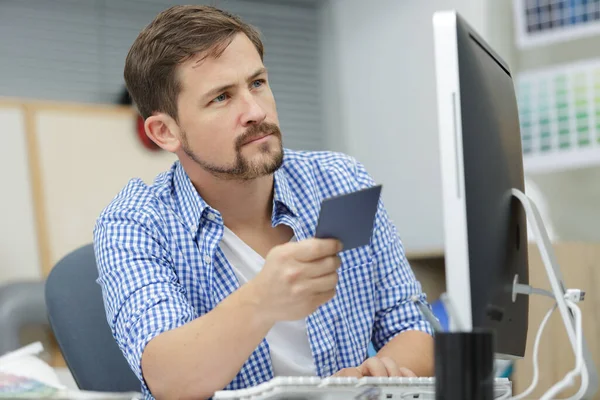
top-left (124, 5), bottom-right (264, 120)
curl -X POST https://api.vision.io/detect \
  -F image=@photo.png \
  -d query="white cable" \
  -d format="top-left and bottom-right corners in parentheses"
top-left (510, 283), bottom-right (587, 399)
top-left (511, 302), bottom-right (557, 400)
top-left (556, 300), bottom-right (585, 399)
top-left (513, 283), bottom-right (555, 300)
top-left (564, 289), bottom-right (586, 303)
top-left (562, 298), bottom-right (589, 400)
top-left (564, 356), bottom-right (590, 400)
top-left (539, 300), bottom-right (584, 400)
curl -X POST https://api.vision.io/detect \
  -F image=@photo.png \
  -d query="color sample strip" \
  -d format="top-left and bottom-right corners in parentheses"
top-left (518, 81), bottom-right (534, 154)
top-left (538, 79), bottom-right (552, 152)
top-left (573, 72), bottom-right (591, 146)
top-left (555, 74), bottom-right (571, 149)
top-left (594, 67), bottom-right (600, 144)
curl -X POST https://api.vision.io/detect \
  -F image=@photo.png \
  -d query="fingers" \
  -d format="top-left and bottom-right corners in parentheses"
top-left (273, 240), bottom-right (342, 282)
top-left (292, 238), bottom-right (343, 262)
top-left (398, 367), bottom-right (417, 377)
top-left (358, 357), bottom-right (388, 377)
top-left (306, 272), bottom-right (339, 293)
top-left (357, 357), bottom-right (416, 378)
top-left (304, 255), bottom-right (342, 278)
top-left (379, 356), bottom-right (401, 377)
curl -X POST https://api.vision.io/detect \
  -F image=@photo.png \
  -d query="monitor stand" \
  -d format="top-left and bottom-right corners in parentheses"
top-left (511, 188), bottom-right (598, 399)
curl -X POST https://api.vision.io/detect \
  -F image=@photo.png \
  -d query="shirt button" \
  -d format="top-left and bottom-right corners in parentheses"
top-left (207, 213), bottom-right (216, 221)
top-left (203, 255), bottom-right (212, 264)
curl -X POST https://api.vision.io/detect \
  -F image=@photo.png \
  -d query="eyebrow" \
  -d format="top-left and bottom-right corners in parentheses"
top-left (202, 67), bottom-right (268, 101)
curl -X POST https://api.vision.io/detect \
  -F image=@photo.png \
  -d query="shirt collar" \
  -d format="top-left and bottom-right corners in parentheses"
top-left (272, 167), bottom-right (298, 218)
top-left (173, 162), bottom-right (211, 234)
top-left (173, 159), bottom-right (298, 234)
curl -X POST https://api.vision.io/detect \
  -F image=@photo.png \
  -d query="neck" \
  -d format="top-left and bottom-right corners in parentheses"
top-left (181, 160), bottom-right (275, 230)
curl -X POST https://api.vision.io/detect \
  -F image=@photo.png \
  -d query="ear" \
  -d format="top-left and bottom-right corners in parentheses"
top-left (144, 113), bottom-right (182, 152)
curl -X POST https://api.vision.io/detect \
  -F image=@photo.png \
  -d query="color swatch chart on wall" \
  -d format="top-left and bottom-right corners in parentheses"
top-left (519, 0), bottom-right (600, 34)
top-left (516, 58), bottom-right (600, 160)
top-left (514, 0), bottom-right (600, 48)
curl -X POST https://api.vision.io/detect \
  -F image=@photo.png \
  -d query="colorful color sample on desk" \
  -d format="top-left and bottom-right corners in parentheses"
top-left (0, 371), bottom-right (58, 398)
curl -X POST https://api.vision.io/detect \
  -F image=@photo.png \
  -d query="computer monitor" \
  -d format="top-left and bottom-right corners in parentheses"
top-left (432, 11), bottom-right (529, 358)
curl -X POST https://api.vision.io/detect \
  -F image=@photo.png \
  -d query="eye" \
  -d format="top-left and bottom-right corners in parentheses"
top-left (212, 93), bottom-right (229, 103)
top-left (252, 79), bottom-right (265, 88)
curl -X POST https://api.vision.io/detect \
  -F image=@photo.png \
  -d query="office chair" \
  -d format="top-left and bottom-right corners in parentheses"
top-left (45, 243), bottom-right (140, 393)
top-left (0, 281), bottom-right (47, 355)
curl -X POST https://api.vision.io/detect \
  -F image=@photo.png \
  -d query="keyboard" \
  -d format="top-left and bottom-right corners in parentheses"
top-left (213, 376), bottom-right (513, 399)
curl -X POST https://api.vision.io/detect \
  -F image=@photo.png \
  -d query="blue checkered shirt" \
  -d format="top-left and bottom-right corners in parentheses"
top-left (94, 149), bottom-right (433, 399)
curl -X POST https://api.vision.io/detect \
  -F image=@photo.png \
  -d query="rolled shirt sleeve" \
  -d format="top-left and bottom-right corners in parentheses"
top-left (94, 206), bottom-right (196, 391)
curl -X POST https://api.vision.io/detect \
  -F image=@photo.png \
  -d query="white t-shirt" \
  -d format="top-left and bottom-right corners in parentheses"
top-left (219, 226), bottom-right (317, 377)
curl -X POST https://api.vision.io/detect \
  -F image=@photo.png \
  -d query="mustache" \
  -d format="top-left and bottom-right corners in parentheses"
top-left (236, 122), bottom-right (281, 148)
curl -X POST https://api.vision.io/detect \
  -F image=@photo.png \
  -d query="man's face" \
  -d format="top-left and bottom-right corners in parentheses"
top-left (175, 33), bottom-right (283, 180)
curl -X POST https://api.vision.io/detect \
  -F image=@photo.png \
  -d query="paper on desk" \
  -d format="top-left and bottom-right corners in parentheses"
top-left (0, 342), bottom-right (141, 400)
top-left (0, 354), bottom-right (65, 390)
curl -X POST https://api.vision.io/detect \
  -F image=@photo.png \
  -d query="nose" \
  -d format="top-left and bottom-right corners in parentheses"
top-left (240, 93), bottom-right (267, 127)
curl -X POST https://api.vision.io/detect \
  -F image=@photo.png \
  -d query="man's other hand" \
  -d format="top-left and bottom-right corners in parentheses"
top-left (332, 356), bottom-right (417, 378)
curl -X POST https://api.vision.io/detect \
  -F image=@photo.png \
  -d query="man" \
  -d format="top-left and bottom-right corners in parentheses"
top-left (94, 5), bottom-right (434, 400)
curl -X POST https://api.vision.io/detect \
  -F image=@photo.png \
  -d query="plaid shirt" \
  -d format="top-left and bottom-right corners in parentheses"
top-left (94, 149), bottom-right (433, 399)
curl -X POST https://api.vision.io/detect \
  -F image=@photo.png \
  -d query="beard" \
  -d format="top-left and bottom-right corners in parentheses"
top-left (180, 121), bottom-right (284, 181)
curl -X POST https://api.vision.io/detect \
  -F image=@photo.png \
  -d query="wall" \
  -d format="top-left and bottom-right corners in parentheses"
top-left (0, 0), bottom-right (324, 151)
top-left (319, 0), bottom-right (501, 255)
top-left (318, 0), bottom-right (599, 251)
top-left (0, 104), bottom-right (41, 282)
